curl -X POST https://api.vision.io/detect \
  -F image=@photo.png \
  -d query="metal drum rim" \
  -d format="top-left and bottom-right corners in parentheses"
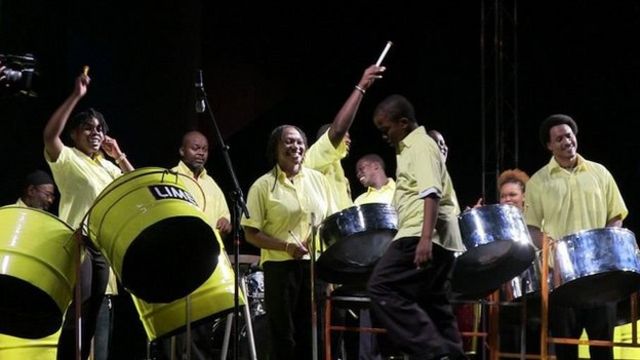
top-left (558, 227), bottom-right (636, 241)
top-left (458, 203), bottom-right (520, 220)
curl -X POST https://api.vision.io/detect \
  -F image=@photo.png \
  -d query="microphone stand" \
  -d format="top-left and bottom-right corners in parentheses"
top-left (197, 76), bottom-right (250, 360)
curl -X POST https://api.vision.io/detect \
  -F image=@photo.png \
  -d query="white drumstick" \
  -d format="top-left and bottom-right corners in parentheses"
top-left (376, 41), bottom-right (393, 66)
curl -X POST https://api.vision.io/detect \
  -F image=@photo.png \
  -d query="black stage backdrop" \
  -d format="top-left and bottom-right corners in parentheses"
top-left (1, 1), bottom-right (640, 358)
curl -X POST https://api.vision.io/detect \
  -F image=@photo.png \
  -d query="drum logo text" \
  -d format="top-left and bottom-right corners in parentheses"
top-left (149, 185), bottom-right (198, 206)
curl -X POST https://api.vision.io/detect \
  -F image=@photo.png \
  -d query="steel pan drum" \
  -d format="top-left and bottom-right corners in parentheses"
top-left (550, 227), bottom-right (640, 307)
top-left (501, 251), bottom-right (553, 302)
top-left (451, 204), bottom-right (535, 298)
top-left (0, 206), bottom-right (78, 339)
top-left (88, 167), bottom-right (219, 303)
top-left (317, 203), bottom-right (397, 284)
top-left (132, 250), bottom-right (245, 341)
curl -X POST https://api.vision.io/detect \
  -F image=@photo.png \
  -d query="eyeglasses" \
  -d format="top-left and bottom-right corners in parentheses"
top-left (34, 186), bottom-right (56, 200)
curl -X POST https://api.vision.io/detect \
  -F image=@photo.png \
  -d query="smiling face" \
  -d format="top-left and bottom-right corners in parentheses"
top-left (356, 159), bottom-right (377, 187)
top-left (499, 181), bottom-right (525, 210)
top-left (547, 124), bottom-right (578, 165)
top-left (277, 126), bottom-right (306, 176)
top-left (26, 184), bottom-right (56, 210)
top-left (428, 130), bottom-right (449, 162)
top-left (70, 117), bottom-right (105, 156)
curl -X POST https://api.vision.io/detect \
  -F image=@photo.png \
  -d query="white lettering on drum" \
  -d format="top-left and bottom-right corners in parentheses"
top-left (149, 185), bottom-right (198, 206)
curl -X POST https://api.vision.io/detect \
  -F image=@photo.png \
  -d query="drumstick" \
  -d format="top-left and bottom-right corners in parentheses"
top-left (288, 230), bottom-right (307, 249)
top-left (82, 65), bottom-right (90, 76)
top-left (375, 41), bottom-right (393, 67)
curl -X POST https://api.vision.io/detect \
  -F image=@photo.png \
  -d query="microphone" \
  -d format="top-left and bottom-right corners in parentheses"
top-left (195, 69), bottom-right (206, 113)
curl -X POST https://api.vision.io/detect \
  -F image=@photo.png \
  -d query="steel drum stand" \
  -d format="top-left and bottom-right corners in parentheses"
top-left (196, 69), bottom-right (250, 360)
top-left (74, 230), bottom-right (83, 360)
top-left (220, 277), bottom-right (258, 360)
top-left (310, 213), bottom-right (319, 360)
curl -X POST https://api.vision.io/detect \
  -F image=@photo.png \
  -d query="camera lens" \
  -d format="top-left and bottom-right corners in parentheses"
top-left (2, 68), bottom-right (23, 82)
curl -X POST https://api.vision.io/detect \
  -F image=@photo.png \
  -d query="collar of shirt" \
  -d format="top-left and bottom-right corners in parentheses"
top-left (366, 177), bottom-right (395, 194)
top-left (176, 160), bottom-right (208, 179)
top-left (72, 147), bottom-right (106, 164)
top-left (398, 125), bottom-right (427, 153)
top-left (547, 154), bottom-right (587, 174)
top-left (274, 164), bottom-right (306, 185)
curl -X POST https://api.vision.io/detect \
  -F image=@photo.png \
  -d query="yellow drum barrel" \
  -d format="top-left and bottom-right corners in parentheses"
top-left (0, 330), bottom-right (59, 360)
top-left (88, 167), bottom-right (219, 303)
top-left (133, 250), bottom-right (245, 341)
top-left (0, 206), bottom-right (77, 339)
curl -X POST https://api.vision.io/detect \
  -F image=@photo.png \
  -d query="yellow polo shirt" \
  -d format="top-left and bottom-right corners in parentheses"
top-left (45, 145), bottom-right (121, 294)
top-left (304, 130), bottom-right (353, 210)
top-left (241, 165), bottom-right (337, 264)
top-left (393, 126), bottom-right (464, 252)
top-left (45, 146), bottom-right (121, 229)
top-left (172, 161), bottom-right (230, 229)
top-left (354, 178), bottom-right (396, 205)
top-left (524, 155), bottom-right (628, 241)
top-left (15, 198), bottom-right (28, 207)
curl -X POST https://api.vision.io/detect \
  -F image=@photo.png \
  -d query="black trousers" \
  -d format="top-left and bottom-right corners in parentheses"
top-left (550, 302), bottom-right (616, 360)
top-left (263, 260), bottom-right (313, 360)
top-left (57, 246), bottom-right (110, 360)
top-left (367, 237), bottom-right (464, 360)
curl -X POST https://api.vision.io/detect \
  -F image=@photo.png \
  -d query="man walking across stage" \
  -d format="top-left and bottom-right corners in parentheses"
top-left (368, 94), bottom-right (466, 360)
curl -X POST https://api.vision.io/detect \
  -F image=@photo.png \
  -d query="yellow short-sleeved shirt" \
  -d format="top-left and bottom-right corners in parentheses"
top-left (172, 161), bottom-right (230, 228)
top-left (524, 155), bottom-right (628, 241)
top-left (45, 146), bottom-right (121, 229)
top-left (45, 145), bottom-right (121, 294)
top-left (354, 178), bottom-right (396, 205)
top-left (241, 165), bottom-right (337, 264)
top-left (393, 126), bottom-right (464, 252)
top-left (14, 198), bottom-right (28, 207)
top-left (304, 130), bottom-right (353, 210)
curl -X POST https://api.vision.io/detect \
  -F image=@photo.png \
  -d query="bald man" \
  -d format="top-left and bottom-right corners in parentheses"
top-left (173, 130), bottom-right (231, 235)
top-left (158, 130), bottom-right (231, 359)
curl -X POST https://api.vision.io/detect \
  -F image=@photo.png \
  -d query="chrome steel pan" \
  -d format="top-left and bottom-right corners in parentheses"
top-left (451, 204), bottom-right (535, 298)
top-left (317, 203), bottom-right (397, 284)
top-left (550, 227), bottom-right (640, 307)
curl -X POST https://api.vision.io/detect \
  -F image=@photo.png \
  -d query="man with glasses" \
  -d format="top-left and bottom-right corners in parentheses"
top-left (16, 169), bottom-right (56, 211)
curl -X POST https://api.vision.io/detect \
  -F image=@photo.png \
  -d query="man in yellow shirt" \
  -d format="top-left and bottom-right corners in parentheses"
top-left (354, 153), bottom-right (395, 206)
top-left (156, 130), bottom-right (231, 359)
top-left (305, 64), bottom-right (386, 211)
top-left (368, 95), bottom-right (466, 360)
top-left (15, 170), bottom-right (56, 211)
top-left (0, 170), bottom-right (59, 359)
top-left (172, 130), bottom-right (231, 235)
top-left (525, 114), bottom-right (627, 360)
top-left (44, 72), bottom-right (133, 360)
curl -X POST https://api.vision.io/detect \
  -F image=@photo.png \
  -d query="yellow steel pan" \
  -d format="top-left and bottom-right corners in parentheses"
top-left (133, 243), bottom-right (245, 341)
top-left (87, 167), bottom-right (219, 303)
top-left (0, 330), bottom-right (59, 359)
top-left (0, 206), bottom-right (77, 339)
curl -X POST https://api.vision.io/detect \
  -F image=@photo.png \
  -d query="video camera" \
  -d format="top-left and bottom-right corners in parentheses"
top-left (0, 53), bottom-right (38, 97)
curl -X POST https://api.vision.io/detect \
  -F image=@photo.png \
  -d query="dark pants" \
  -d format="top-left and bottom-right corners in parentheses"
top-left (550, 302), bottom-right (616, 360)
top-left (57, 246), bottom-right (110, 360)
top-left (263, 260), bottom-right (313, 360)
top-left (367, 238), bottom-right (464, 360)
top-left (94, 295), bottom-right (114, 360)
top-left (156, 320), bottom-right (217, 360)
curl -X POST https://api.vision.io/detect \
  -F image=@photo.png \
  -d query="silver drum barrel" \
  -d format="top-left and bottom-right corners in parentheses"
top-left (501, 251), bottom-right (553, 302)
top-left (317, 203), bottom-right (398, 285)
top-left (551, 227), bottom-right (640, 307)
top-left (451, 204), bottom-right (536, 298)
